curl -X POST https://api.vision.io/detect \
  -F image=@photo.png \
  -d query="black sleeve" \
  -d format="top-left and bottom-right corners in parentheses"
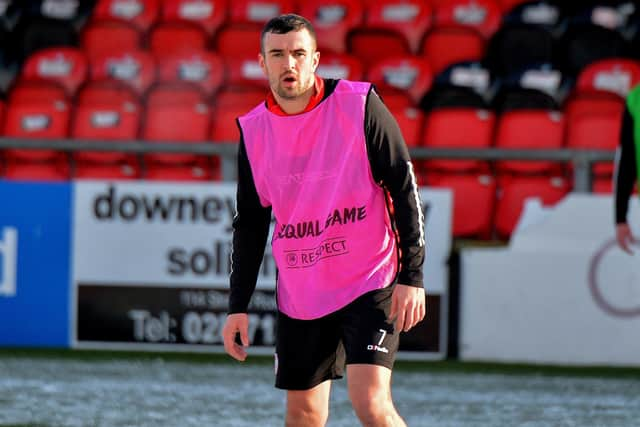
top-left (365, 90), bottom-right (425, 287)
top-left (615, 106), bottom-right (636, 224)
top-left (228, 136), bottom-right (272, 313)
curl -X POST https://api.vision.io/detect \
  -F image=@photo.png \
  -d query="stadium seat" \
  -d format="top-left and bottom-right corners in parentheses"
top-left (433, 0), bottom-right (503, 39)
top-left (149, 22), bottom-right (209, 58)
top-left (422, 107), bottom-right (495, 172)
top-left (144, 157), bottom-right (216, 181)
top-left (591, 174), bottom-right (613, 193)
top-left (10, 5), bottom-right (80, 63)
top-left (495, 0), bottom-right (534, 13)
top-left (160, 0), bottom-right (227, 36)
top-left (89, 50), bottom-right (156, 96)
top-left (424, 171), bottom-right (497, 238)
top-left (366, 55), bottom-right (433, 104)
top-left (3, 158), bottom-right (70, 181)
top-left (389, 104), bottom-right (424, 148)
top-left (81, 20), bottom-right (144, 57)
top-left (73, 159), bottom-right (141, 180)
top-left (494, 109), bottom-right (565, 173)
top-left (214, 24), bottom-right (261, 59)
top-left (71, 80), bottom-right (141, 163)
top-left (228, 0), bottom-right (294, 24)
top-left (484, 23), bottom-right (556, 77)
top-left (421, 27), bottom-right (485, 75)
top-left (224, 56), bottom-right (268, 88)
top-left (20, 47), bottom-right (88, 96)
top-left (348, 28), bottom-right (412, 68)
top-left (93, 0), bottom-right (160, 32)
top-left (492, 86), bottom-right (560, 112)
top-left (351, 0), bottom-right (432, 55)
top-left (316, 52), bottom-right (364, 81)
top-left (566, 108), bottom-right (621, 175)
top-left (3, 81), bottom-right (70, 161)
top-left (210, 87), bottom-right (265, 143)
top-left (495, 174), bottom-right (569, 238)
top-left (142, 82), bottom-right (211, 164)
top-left (559, 23), bottom-right (629, 77)
top-left (299, 0), bottom-right (363, 54)
top-left (573, 58), bottom-right (640, 99)
top-left (157, 50), bottom-right (225, 98)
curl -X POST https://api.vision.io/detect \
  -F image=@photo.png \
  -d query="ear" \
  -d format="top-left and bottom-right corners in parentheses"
top-left (258, 53), bottom-right (267, 76)
top-left (312, 50), bottom-right (320, 72)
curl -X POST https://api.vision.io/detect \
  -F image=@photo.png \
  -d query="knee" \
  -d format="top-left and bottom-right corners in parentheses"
top-left (350, 391), bottom-right (394, 425)
top-left (286, 402), bottom-right (328, 427)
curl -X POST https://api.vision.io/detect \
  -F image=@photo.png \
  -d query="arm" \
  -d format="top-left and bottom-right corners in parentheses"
top-left (223, 137), bottom-right (272, 360)
top-left (614, 107), bottom-right (637, 253)
top-left (364, 89), bottom-right (426, 331)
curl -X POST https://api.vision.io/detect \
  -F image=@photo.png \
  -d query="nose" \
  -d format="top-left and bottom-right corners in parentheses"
top-left (286, 53), bottom-right (296, 69)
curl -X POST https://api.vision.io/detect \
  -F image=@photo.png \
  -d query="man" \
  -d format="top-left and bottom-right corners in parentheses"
top-left (615, 83), bottom-right (639, 254)
top-left (222, 14), bottom-right (426, 426)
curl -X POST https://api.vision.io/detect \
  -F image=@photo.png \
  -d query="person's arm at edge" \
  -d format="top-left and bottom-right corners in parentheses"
top-left (364, 88), bottom-right (426, 331)
top-left (223, 135), bottom-right (272, 360)
top-left (614, 106), bottom-right (637, 254)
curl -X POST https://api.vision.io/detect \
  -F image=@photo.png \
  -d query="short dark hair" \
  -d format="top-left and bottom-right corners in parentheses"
top-left (260, 14), bottom-right (317, 53)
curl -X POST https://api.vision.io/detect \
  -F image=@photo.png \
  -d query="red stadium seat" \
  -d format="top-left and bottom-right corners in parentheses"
top-left (425, 171), bottom-right (496, 238)
top-left (422, 108), bottom-right (495, 172)
top-left (228, 0), bottom-right (295, 24)
top-left (224, 56), bottom-right (268, 88)
top-left (74, 159), bottom-right (141, 180)
top-left (71, 81), bottom-right (142, 163)
top-left (4, 158), bottom-right (70, 181)
top-left (388, 105), bottom-right (424, 148)
top-left (495, 174), bottom-right (569, 238)
top-left (316, 52), bottom-right (364, 81)
top-left (81, 20), bottom-right (143, 57)
top-left (366, 55), bottom-right (433, 104)
top-left (149, 22), bottom-right (209, 58)
top-left (210, 87), bottom-right (265, 143)
top-left (495, 0), bottom-right (531, 13)
top-left (359, 0), bottom-right (432, 53)
top-left (93, 0), bottom-right (160, 32)
top-left (299, 0), bottom-right (364, 54)
top-left (161, 0), bottom-right (227, 36)
top-left (421, 26), bottom-right (485, 75)
top-left (214, 24), bottom-right (262, 59)
top-left (157, 50), bottom-right (225, 98)
top-left (566, 109), bottom-right (621, 176)
top-left (144, 158), bottom-right (216, 181)
top-left (434, 0), bottom-right (502, 39)
top-left (592, 174), bottom-right (613, 194)
top-left (348, 29), bottom-right (411, 67)
top-left (3, 82), bottom-right (70, 161)
top-left (142, 83), bottom-right (211, 164)
top-left (89, 50), bottom-right (156, 96)
top-left (574, 58), bottom-right (640, 98)
top-left (20, 47), bottom-right (88, 96)
top-left (494, 110), bottom-right (565, 174)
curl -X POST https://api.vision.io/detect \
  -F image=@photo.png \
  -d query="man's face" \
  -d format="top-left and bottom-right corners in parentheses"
top-left (259, 29), bottom-right (320, 100)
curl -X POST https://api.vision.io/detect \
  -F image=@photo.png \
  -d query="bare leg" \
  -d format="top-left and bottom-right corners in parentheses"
top-left (347, 365), bottom-right (406, 427)
top-left (286, 379), bottom-right (332, 427)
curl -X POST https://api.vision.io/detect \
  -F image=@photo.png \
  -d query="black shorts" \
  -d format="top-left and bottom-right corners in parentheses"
top-left (274, 286), bottom-right (399, 390)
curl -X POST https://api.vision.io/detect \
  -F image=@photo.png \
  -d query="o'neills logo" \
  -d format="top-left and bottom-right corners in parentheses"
top-left (284, 237), bottom-right (348, 268)
top-left (275, 205), bottom-right (366, 240)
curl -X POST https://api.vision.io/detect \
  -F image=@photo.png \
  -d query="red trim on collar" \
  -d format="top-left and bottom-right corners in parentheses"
top-left (266, 76), bottom-right (325, 116)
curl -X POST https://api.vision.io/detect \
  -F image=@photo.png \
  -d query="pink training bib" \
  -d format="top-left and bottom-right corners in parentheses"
top-left (238, 80), bottom-right (398, 319)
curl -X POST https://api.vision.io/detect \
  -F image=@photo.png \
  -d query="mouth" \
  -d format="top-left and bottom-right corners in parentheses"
top-left (282, 75), bottom-right (297, 86)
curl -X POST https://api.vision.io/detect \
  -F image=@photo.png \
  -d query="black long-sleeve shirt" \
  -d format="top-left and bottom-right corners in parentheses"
top-left (229, 79), bottom-right (426, 314)
top-left (614, 106), bottom-right (636, 224)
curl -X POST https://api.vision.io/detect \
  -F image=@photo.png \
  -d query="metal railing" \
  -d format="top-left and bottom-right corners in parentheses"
top-left (0, 137), bottom-right (616, 192)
